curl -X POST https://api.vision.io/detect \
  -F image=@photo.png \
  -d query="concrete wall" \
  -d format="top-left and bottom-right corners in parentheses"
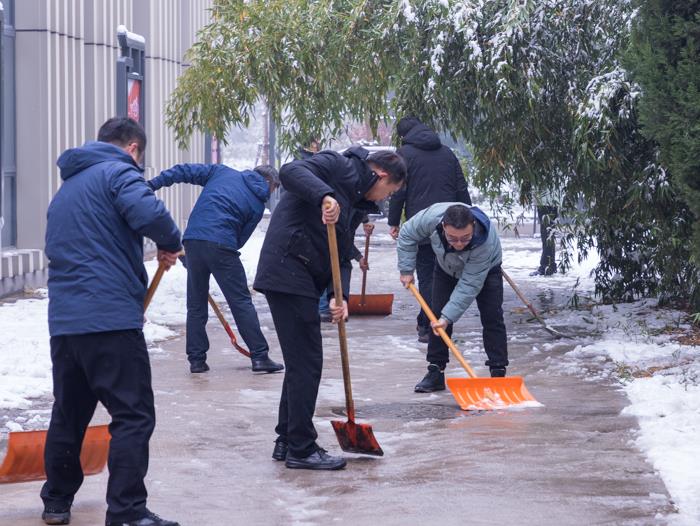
top-left (2, 0), bottom-right (213, 296)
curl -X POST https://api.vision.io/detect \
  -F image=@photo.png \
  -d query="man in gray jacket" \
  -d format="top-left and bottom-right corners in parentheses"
top-left (397, 203), bottom-right (509, 392)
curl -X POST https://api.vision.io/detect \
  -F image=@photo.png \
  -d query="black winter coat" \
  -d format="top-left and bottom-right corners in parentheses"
top-left (388, 123), bottom-right (471, 227)
top-left (253, 147), bottom-right (378, 300)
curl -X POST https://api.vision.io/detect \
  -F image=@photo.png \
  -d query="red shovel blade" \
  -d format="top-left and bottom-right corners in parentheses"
top-left (331, 419), bottom-right (384, 456)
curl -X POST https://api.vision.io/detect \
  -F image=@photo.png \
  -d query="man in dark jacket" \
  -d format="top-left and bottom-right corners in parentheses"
top-left (388, 117), bottom-right (472, 343)
top-left (42, 117), bottom-right (181, 526)
top-left (254, 147), bottom-right (406, 470)
top-left (148, 163), bottom-right (284, 374)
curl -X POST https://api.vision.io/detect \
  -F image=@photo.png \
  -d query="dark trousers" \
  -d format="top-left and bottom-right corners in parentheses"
top-left (41, 329), bottom-right (155, 523)
top-left (415, 244), bottom-right (436, 332)
top-left (265, 291), bottom-right (322, 458)
top-left (184, 239), bottom-right (269, 362)
top-left (427, 265), bottom-right (509, 369)
top-left (537, 206), bottom-right (558, 274)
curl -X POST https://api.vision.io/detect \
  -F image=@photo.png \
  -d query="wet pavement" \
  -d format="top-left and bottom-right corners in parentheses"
top-left (0, 222), bottom-right (676, 525)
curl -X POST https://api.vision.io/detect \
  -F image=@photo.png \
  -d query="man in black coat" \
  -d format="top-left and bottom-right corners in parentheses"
top-left (388, 116), bottom-right (471, 343)
top-left (254, 147), bottom-right (406, 470)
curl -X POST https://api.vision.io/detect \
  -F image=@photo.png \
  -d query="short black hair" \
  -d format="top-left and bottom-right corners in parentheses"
top-left (97, 117), bottom-right (147, 153)
top-left (442, 205), bottom-right (474, 229)
top-left (367, 151), bottom-right (407, 184)
top-left (253, 164), bottom-right (280, 188)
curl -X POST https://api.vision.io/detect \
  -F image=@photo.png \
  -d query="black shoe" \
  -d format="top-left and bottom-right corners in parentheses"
top-left (417, 325), bottom-right (430, 344)
top-left (42, 508), bottom-right (70, 525)
top-left (529, 269), bottom-right (544, 276)
top-left (189, 361), bottom-right (209, 373)
top-left (414, 364), bottom-right (446, 393)
top-left (490, 367), bottom-right (507, 378)
top-left (251, 356), bottom-right (284, 373)
top-left (285, 448), bottom-right (346, 470)
top-left (105, 509), bottom-right (179, 526)
top-left (272, 439), bottom-right (288, 461)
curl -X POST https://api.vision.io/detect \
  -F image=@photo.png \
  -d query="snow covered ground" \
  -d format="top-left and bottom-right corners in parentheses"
top-left (0, 223), bottom-right (698, 523)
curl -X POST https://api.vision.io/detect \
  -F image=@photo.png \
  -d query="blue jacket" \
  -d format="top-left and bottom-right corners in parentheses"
top-left (147, 164), bottom-right (270, 251)
top-left (45, 141), bottom-right (182, 336)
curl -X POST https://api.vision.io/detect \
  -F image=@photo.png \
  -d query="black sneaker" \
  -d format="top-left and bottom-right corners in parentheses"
top-left (285, 448), bottom-right (346, 470)
top-left (105, 509), bottom-right (179, 526)
top-left (42, 508), bottom-right (70, 525)
top-left (490, 367), bottom-right (507, 378)
top-left (251, 356), bottom-right (284, 373)
top-left (189, 361), bottom-right (209, 373)
top-left (414, 364), bottom-right (446, 393)
top-left (272, 439), bottom-right (288, 461)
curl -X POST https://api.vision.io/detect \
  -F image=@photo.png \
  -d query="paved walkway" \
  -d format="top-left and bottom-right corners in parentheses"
top-left (1, 223), bottom-right (674, 525)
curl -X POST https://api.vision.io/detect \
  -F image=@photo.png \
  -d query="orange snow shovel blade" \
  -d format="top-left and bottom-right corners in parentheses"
top-left (0, 425), bottom-right (110, 484)
top-left (347, 293), bottom-right (393, 316)
top-left (331, 420), bottom-right (384, 456)
top-left (407, 283), bottom-right (538, 411)
top-left (446, 377), bottom-right (537, 411)
top-left (0, 262), bottom-right (168, 484)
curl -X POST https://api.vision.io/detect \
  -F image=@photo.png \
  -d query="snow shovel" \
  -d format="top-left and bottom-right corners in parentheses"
top-left (0, 261), bottom-right (168, 484)
top-left (207, 294), bottom-right (251, 358)
top-left (501, 270), bottom-right (572, 339)
top-left (348, 232), bottom-right (393, 316)
top-left (407, 283), bottom-right (538, 411)
top-left (327, 221), bottom-right (384, 456)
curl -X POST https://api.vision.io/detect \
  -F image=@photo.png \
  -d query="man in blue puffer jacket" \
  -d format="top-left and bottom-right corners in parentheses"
top-left (43, 117), bottom-right (182, 526)
top-left (148, 163), bottom-right (284, 374)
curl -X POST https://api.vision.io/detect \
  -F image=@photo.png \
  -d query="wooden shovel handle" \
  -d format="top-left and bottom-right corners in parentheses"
top-left (207, 294), bottom-right (252, 358)
top-left (501, 270), bottom-right (545, 323)
top-left (407, 283), bottom-right (478, 378)
top-left (360, 232), bottom-right (370, 302)
top-left (327, 221), bottom-right (355, 422)
top-left (144, 262), bottom-right (166, 310)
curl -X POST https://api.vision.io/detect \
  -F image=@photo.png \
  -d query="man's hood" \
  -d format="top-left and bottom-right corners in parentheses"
top-left (343, 146), bottom-right (380, 213)
top-left (242, 169), bottom-right (271, 202)
top-left (56, 141), bottom-right (141, 180)
top-left (437, 206), bottom-right (490, 252)
top-left (401, 122), bottom-right (442, 151)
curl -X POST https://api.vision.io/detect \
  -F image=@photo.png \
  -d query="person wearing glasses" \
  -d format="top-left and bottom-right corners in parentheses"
top-left (396, 203), bottom-right (508, 393)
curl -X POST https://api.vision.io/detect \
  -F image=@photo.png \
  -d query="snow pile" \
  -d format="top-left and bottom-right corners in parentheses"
top-left (0, 296), bottom-right (52, 410)
top-left (544, 299), bottom-right (699, 524)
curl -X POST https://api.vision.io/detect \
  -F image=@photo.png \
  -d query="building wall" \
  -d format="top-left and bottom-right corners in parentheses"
top-left (13, 0), bottom-right (212, 253)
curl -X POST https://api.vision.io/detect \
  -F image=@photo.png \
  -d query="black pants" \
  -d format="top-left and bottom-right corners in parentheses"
top-left (427, 265), bottom-right (509, 369)
top-left (41, 329), bottom-right (155, 524)
top-left (265, 291), bottom-right (322, 458)
top-left (415, 244), bottom-right (436, 332)
top-left (184, 239), bottom-right (269, 362)
top-left (537, 206), bottom-right (558, 275)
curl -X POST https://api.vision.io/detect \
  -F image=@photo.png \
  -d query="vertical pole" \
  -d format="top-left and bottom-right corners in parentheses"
top-left (0, 2), bottom-right (5, 252)
top-left (260, 103), bottom-right (269, 165)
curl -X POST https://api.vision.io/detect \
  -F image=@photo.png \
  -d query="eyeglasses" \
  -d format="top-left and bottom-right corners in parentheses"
top-left (445, 233), bottom-right (473, 244)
